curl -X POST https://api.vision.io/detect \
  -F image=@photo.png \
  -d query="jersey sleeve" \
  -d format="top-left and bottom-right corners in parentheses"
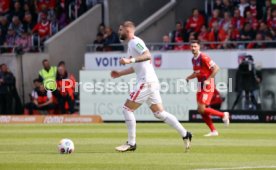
top-left (31, 90), bottom-right (36, 98)
top-left (33, 92), bottom-right (38, 99)
top-left (133, 40), bottom-right (148, 55)
top-left (202, 54), bottom-right (216, 69)
top-left (47, 91), bottom-right (53, 99)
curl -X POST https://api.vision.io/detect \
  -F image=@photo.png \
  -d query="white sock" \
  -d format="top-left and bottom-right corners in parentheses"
top-left (154, 111), bottom-right (187, 137)
top-left (122, 106), bottom-right (136, 146)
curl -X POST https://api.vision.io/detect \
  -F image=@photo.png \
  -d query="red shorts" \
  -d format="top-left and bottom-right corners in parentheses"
top-left (197, 91), bottom-right (214, 105)
top-left (197, 80), bottom-right (215, 105)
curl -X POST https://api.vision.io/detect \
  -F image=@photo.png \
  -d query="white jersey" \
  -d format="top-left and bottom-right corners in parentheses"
top-left (127, 36), bottom-right (159, 83)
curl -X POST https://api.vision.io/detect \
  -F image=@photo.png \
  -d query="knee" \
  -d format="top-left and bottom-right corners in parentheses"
top-left (153, 111), bottom-right (167, 121)
top-left (198, 107), bottom-right (205, 114)
top-left (122, 105), bottom-right (135, 120)
top-left (123, 105), bottom-right (133, 113)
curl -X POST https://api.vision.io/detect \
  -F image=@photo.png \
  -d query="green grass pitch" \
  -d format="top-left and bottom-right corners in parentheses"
top-left (0, 123), bottom-right (276, 170)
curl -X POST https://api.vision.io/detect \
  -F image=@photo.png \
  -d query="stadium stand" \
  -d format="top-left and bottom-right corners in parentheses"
top-left (164, 0), bottom-right (276, 50)
top-left (90, 0), bottom-right (276, 51)
top-left (0, 0), bottom-right (103, 52)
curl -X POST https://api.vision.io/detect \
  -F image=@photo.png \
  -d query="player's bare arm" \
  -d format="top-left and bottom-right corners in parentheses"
top-left (133, 50), bottom-right (151, 63)
top-left (205, 64), bottom-right (219, 85)
top-left (111, 67), bottom-right (135, 78)
top-left (119, 50), bottom-right (151, 65)
top-left (33, 99), bottom-right (39, 106)
top-left (186, 72), bottom-right (197, 81)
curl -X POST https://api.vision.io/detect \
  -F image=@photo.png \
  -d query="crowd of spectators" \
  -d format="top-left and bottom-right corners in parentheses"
top-left (3, 0), bottom-right (276, 53)
top-left (161, 0), bottom-right (276, 50)
top-left (93, 23), bottom-right (124, 52)
top-left (0, 0), bottom-right (101, 53)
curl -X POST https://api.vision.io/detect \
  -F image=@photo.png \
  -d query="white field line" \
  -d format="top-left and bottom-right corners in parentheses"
top-left (194, 165), bottom-right (276, 170)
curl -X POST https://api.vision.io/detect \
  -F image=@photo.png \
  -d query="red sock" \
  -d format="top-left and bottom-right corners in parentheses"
top-left (202, 114), bottom-right (216, 132)
top-left (204, 108), bottom-right (224, 118)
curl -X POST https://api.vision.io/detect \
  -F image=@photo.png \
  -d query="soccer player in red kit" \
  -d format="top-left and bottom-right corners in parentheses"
top-left (186, 40), bottom-right (230, 137)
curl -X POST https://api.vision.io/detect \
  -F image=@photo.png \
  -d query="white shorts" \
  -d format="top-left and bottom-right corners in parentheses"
top-left (128, 82), bottom-right (162, 106)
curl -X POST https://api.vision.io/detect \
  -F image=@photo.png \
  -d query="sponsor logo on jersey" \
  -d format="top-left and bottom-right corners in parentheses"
top-left (136, 43), bottom-right (144, 51)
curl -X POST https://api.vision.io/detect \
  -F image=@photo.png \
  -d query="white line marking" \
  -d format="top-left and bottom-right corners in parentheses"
top-left (194, 165), bottom-right (276, 170)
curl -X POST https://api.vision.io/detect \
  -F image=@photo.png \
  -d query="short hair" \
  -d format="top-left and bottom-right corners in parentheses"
top-left (58, 61), bottom-right (65, 67)
top-left (42, 59), bottom-right (48, 64)
top-left (122, 21), bottom-right (136, 29)
top-left (176, 21), bottom-right (182, 26)
top-left (33, 78), bottom-right (40, 83)
top-left (99, 23), bottom-right (105, 28)
top-left (190, 40), bottom-right (201, 45)
top-left (192, 8), bottom-right (199, 13)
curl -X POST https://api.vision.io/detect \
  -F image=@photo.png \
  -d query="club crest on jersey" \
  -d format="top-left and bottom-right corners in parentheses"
top-left (153, 55), bottom-right (162, 68)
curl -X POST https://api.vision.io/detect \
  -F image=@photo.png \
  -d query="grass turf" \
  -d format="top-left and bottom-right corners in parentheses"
top-left (0, 123), bottom-right (276, 170)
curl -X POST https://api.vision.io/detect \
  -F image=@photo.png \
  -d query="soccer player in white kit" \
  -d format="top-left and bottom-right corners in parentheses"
top-left (111, 21), bottom-right (192, 152)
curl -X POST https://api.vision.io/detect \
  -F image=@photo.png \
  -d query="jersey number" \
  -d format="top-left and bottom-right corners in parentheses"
top-left (202, 94), bottom-right (208, 102)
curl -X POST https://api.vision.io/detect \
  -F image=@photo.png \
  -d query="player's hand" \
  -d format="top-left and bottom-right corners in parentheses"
top-left (111, 70), bottom-right (121, 78)
top-left (119, 58), bottom-right (131, 65)
top-left (204, 79), bottom-right (211, 86)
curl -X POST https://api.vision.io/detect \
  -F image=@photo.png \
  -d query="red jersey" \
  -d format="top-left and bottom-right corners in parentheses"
top-left (36, 0), bottom-right (56, 11)
top-left (208, 29), bottom-right (227, 49)
top-left (34, 90), bottom-right (52, 104)
top-left (173, 36), bottom-right (186, 50)
top-left (193, 53), bottom-right (216, 105)
top-left (245, 17), bottom-right (259, 30)
top-left (248, 5), bottom-right (257, 18)
top-left (231, 17), bottom-right (245, 30)
top-left (268, 17), bottom-right (276, 30)
top-left (0, 0), bottom-right (10, 13)
top-left (185, 15), bottom-right (205, 33)
top-left (198, 31), bottom-right (208, 42)
top-left (56, 74), bottom-right (76, 99)
top-left (228, 28), bottom-right (240, 41)
top-left (192, 52), bottom-right (215, 83)
top-left (32, 21), bottom-right (51, 39)
top-left (208, 17), bottom-right (220, 28)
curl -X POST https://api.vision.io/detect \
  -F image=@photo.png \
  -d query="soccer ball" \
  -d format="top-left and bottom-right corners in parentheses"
top-left (58, 139), bottom-right (74, 154)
